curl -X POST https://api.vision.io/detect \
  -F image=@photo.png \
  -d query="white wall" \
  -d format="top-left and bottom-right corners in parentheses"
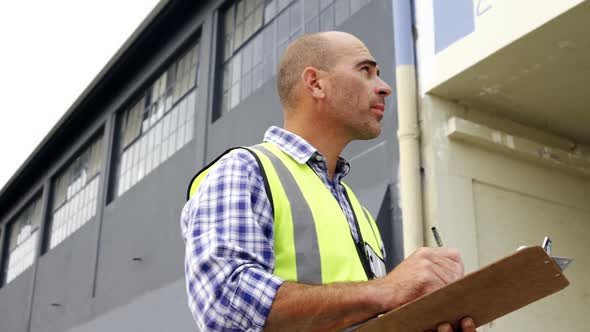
top-left (419, 95), bottom-right (590, 331)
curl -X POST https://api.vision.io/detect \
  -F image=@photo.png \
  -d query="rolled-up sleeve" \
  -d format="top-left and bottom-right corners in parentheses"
top-left (180, 150), bottom-right (284, 331)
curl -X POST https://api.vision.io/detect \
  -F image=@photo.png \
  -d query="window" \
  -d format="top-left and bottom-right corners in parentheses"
top-left (216, 0), bottom-right (375, 117)
top-left (3, 197), bottom-right (42, 284)
top-left (50, 136), bottom-right (103, 250)
top-left (115, 41), bottom-right (200, 198)
top-left (219, 0), bottom-right (267, 115)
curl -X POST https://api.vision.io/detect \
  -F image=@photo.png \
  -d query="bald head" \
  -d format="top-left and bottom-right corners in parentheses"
top-left (277, 32), bottom-right (336, 109)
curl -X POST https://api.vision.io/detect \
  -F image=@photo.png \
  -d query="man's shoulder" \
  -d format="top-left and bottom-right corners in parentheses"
top-left (207, 147), bottom-right (262, 176)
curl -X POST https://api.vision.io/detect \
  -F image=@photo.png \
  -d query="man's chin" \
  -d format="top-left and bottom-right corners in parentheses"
top-left (357, 126), bottom-right (382, 140)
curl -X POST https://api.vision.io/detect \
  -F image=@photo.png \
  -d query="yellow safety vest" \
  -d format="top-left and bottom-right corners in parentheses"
top-left (187, 142), bottom-right (385, 284)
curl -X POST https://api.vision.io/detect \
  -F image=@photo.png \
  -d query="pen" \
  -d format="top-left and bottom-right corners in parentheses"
top-left (431, 227), bottom-right (444, 247)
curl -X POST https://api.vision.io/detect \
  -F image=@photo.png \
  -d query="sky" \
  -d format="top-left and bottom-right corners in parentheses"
top-left (0, 1), bottom-right (160, 191)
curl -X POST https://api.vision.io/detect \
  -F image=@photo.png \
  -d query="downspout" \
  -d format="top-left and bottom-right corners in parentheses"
top-left (392, 0), bottom-right (424, 256)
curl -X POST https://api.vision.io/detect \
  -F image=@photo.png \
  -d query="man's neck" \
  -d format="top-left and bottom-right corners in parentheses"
top-left (283, 121), bottom-right (350, 181)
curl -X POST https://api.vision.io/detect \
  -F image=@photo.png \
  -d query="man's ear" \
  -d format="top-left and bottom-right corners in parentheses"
top-left (302, 67), bottom-right (325, 99)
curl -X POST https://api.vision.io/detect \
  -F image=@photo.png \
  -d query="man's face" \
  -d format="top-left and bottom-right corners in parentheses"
top-left (323, 35), bottom-right (392, 140)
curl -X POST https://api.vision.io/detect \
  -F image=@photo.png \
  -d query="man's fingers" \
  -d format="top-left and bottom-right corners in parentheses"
top-left (461, 317), bottom-right (477, 332)
top-left (433, 317), bottom-right (476, 332)
top-left (415, 247), bottom-right (463, 266)
top-left (429, 254), bottom-right (463, 283)
top-left (414, 247), bottom-right (464, 284)
top-left (436, 322), bottom-right (453, 332)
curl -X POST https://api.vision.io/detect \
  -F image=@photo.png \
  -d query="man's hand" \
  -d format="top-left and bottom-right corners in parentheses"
top-left (373, 247), bottom-right (464, 311)
top-left (265, 247), bottom-right (468, 331)
top-left (432, 317), bottom-right (477, 332)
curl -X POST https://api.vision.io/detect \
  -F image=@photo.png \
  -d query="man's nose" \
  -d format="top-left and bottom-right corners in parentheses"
top-left (375, 77), bottom-right (392, 97)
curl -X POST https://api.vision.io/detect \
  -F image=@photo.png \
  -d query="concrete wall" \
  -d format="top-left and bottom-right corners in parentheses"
top-left (418, 0), bottom-right (586, 92)
top-left (419, 94), bottom-right (590, 331)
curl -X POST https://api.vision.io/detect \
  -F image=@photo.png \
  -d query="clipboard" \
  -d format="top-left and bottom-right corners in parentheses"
top-left (356, 246), bottom-right (570, 331)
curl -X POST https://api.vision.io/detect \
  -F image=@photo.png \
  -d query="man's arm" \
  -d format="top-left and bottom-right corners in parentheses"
top-left (265, 247), bottom-right (472, 331)
top-left (181, 150), bottom-right (284, 330)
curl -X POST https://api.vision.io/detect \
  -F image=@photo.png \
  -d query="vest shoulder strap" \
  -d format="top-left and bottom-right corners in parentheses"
top-left (186, 147), bottom-right (274, 216)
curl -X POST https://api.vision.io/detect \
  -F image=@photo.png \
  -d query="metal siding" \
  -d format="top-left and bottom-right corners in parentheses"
top-left (94, 143), bottom-right (195, 316)
top-left (0, 269), bottom-right (34, 332)
top-left (30, 222), bottom-right (97, 332)
top-left (65, 280), bottom-right (194, 332)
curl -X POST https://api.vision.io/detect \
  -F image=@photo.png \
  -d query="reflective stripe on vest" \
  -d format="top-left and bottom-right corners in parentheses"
top-left (187, 143), bottom-right (385, 284)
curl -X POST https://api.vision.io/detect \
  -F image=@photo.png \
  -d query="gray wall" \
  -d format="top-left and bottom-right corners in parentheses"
top-left (0, 0), bottom-right (400, 331)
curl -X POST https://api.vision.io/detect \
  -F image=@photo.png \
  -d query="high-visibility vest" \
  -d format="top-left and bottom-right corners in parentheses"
top-left (187, 142), bottom-right (386, 284)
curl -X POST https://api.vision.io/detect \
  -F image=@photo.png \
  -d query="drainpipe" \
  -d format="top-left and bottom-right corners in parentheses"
top-left (392, 0), bottom-right (424, 256)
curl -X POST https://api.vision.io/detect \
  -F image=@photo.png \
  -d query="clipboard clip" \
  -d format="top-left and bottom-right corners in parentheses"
top-left (517, 236), bottom-right (573, 271)
top-left (542, 236), bottom-right (573, 271)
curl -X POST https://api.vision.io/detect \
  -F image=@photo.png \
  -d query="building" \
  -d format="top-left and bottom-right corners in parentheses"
top-left (0, 0), bottom-right (587, 331)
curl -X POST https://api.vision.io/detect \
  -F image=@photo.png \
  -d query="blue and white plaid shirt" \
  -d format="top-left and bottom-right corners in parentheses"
top-left (180, 126), bottom-right (359, 331)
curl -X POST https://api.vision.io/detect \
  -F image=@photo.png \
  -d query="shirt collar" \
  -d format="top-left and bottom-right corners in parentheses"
top-left (263, 126), bottom-right (351, 176)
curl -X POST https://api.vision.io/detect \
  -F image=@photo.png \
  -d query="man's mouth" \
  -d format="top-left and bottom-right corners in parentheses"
top-left (370, 104), bottom-right (385, 119)
top-left (370, 104), bottom-right (385, 112)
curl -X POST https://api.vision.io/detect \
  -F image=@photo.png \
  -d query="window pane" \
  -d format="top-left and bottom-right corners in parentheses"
top-left (222, 90), bottom-right (230, 115)
top-left (252, 63), bottom-right (264, 90)
top-left (223, 64), bottom-right (232, 90)
top-left (320, 0), bottom-right (332, 11)
top-left (244, 13), bottom-right (255, 41)
top-left (231, 83), bottom-right (241, 109)
top-left (177, 125), bottom-right (186, 150)
top-left (334, 0), bottom-right (350, 26)
top-left (265, 0), bottom-right (277, 23)
top-left (232, 52), bottom-right (242, 84)
top-left (304, 15), bottom-right (319, 33)
top-left (245, 0), bottom-right (256, 15)
top-left (187, 90), bottom-right (196, 122)
top-left (185, 119), bottom-right (194, 145)
top-left (290, 0), bottom-right (302, 33)
top-left (320, 4), bottom-right (334, 31)
top-left (159, 72), bottom-right (168, 97)
top-left (234, 23), bottom-right (244, 49)
top-left (188, 66), bottom-right (197, 90)
top-left (170, 107), bottom-right (179, 133)
top-left (224, 33), bottom-right (233, 61)
top-left (278, 0), bottom-right (291, 12)
top-left (304, 0), bottom-right (319, 20)
top-left (236, 0), bottom-right (246, 24)
top-left (4, 197), bottom-right (41, 284)
top-left (242, 43), bottom-right (253, 75)
top-left (263, 20), bottom-right (276, 55)
top-left (223, 6), bottom-right (235, 35)
top-left (254, 3), bottom-right (264, 30)
top-left (123, 97), bottom-right (144, 148)
top-left (191, 43), bottom-right (200, 67)
top-left (350, 0), bottom-right (366, 14)
top-left (253, 34), bottom-right (263, 67)
top-left (178, 99), bottom-right (188, 125)
top-left (241, 71), bottom-right (252, 99)
top-left (88, 137), bottom-right (103, 178)
top-left (277, 9), bottom-right (290, 44)
top-left (53, 173), bottom-right (67, 209)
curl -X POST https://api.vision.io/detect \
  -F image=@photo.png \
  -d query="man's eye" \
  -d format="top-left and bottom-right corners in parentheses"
top-left (361, 66), bottom-right (370, 72)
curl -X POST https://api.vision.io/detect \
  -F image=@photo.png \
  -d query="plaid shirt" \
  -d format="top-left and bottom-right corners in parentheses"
top-left (180, 126), bottom-right (358, 331)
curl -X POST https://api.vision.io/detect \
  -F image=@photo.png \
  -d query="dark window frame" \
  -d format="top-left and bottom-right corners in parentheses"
top-left (44, 131), bottom-right (104, 253)
top-left (214, 0), bottom-right (294, 120)
top-left (108, 33), bottom-right (202, 202)
top-left (1, 194), bottom-right (42, 285)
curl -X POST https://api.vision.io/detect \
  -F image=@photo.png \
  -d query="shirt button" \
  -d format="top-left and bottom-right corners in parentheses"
top-left (314, 155), bottom-right (324, 162)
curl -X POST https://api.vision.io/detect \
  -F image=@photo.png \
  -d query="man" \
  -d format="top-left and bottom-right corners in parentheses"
top-left (181, 31), bottom-right (476, 331)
